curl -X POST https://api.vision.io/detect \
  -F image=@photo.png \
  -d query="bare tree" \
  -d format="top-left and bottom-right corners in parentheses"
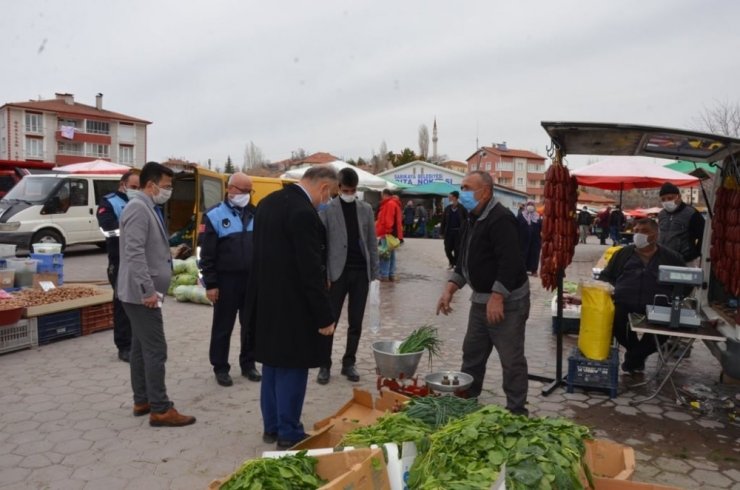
top-left (243, 141), bottom-right (265, 170)
top-left (377, 140), bottom-right (389, 172)
top-left (694, 99), bottom-right (740, 137)
top-left (418, 125), bottom-right (429, 160)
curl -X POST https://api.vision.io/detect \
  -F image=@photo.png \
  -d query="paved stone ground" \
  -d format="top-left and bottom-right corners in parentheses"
top-left (0, 239), bottom-right (738, 489)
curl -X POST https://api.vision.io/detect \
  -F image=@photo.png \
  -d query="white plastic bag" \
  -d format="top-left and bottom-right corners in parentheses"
top-left (367, 280), bottom-right (381, 334)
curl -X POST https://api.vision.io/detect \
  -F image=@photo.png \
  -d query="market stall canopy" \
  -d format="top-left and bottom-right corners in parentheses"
top-left (664, 160), bottom-right (717, 179)
top-left (402, 180), bottom-right (459, 196)
top-left (280, 160), bottom-right (395, 191)
top-left (55, 159), bottom-right (132, 175)
top-left (570, 157), bottom-right (699, 191)
top-left (383, 178), bottom-right (413, 189)
top-left (577, 191), bottom-right (616, 205)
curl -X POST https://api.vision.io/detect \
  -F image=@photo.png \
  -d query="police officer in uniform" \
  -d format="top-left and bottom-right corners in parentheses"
top-left (96, 171), bottom-right (140, 362)
top-left (199, 172), bottom-right (261, 387)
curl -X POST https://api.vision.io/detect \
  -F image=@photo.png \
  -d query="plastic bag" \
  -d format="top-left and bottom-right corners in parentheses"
top-left (173, 285), bottom-right (212, 305)
top-left (578, 282), bottom-right (615, 361)
top-left (385, 234), bottom-right (401, 251)
top-left (366, 280), bottom-right (381, 334)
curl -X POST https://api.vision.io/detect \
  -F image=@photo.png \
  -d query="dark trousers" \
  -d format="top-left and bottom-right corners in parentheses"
top-left (403, 223), bottom-right (414, 237)
top-left (122, 302), bottom-right (172, 413)
top-left (321, 268), bottom-right (369, 369)
top-left (443, 229), bottom-right (460, 266)
top-left (107, 260), bottom-right (131, 352)
top-left (598, 228), bottom-right (608, 245)
top-left (461, 296), bottom-right (530, 413)
top-left (613, 303), bottom-right (666, 369)
top-left (209, 272), bottom-right (255, 374)
top-left (260, 365), bottom-right (308, 443)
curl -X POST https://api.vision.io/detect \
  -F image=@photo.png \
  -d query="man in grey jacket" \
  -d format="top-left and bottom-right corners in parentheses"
top-left (317, 168), bottom-right (379, 384)
top-left (118, 162), bottom-right (195, 427)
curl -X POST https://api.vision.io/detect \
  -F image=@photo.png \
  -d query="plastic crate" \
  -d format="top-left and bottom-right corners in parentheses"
top-left (550, 295), bottom-right (581, 334)
top-left (566, 346), bottom-right (619, 398)
top-left (81, 302), bottom-right (114, 335)
top-left (0, 319), bottom-right (37, 354)
top-left (32, 310), bottom-right (81, 345)
top-left (30, 253), bottom-right (63, 274)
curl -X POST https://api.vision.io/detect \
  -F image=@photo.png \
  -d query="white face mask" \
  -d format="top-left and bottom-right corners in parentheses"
top-left (229, 193), bottom-right (250, 208)
top-left (125, 189), bottom-right (138, 200)
top-left (526, 205), bottom-right (535, 212)
top-left (633, 232), bottom-right (650, 249)
top-left (153, 185), bottom-right (172, 205)
top-left (662, 200), bottom-right (678, 212)
top-left (339, 193), bottom-right (356, 203)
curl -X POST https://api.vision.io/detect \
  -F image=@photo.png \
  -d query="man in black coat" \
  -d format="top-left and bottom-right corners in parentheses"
top-left (249, 165), bottom-right (338, 449)
top-left (440, 191), bottom-right (467, 269)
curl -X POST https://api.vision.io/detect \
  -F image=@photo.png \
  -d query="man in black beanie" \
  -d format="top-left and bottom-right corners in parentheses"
top-left (657, 181), bottom-right (705, 265)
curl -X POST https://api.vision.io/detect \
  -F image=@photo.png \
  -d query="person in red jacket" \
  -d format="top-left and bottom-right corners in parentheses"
top-left (375, 189), bottom-right (403, 281)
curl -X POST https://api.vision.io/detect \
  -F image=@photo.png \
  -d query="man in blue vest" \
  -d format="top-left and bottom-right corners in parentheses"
top-left (96, 171), bottom-right (139, 363)
top-left (199, 172), bottom-right (261, 387)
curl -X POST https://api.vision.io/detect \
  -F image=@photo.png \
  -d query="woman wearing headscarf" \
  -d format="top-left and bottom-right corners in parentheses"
top-left (517, 201), bottom-right (542, 276)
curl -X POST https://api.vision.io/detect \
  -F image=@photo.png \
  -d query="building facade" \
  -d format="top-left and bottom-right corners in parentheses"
top-left (0, 93), bottom-right (150, 168)
top-left (466, 143), bottom-right (547, 202)
top-left (377, 160), bottom-right (465, 186)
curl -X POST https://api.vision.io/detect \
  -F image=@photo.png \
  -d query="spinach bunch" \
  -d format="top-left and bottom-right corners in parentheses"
top-left (408, 405), bottom-right (592, 489)
top-left (219, 451), bottom-right (325, 490)
top-left (339, 413), bottom-right (432, 448)
top-left (404, 396), bottom-right (481, 429)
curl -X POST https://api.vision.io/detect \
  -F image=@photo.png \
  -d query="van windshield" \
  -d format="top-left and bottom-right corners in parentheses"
top-left (3, 176), bottom-right (60, 204)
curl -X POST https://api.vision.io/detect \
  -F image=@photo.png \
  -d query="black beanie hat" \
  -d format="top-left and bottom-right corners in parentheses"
top-left (659, 182), bottom-right (680, 196)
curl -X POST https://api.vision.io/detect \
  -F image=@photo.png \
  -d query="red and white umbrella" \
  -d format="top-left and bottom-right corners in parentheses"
top-left (571, 157), bottom-right (699, 190)
top-left (56, 159), bottom-right (132, 175)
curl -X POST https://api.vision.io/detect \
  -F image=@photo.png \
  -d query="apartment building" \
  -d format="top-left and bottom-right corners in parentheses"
top-left (466, 143), bottom-right (547, 202)
top-left (0, 93), bottom-right (150, 167)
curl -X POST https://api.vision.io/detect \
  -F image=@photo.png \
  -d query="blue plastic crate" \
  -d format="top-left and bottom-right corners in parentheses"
top-left (34, 310), bottom-right (80, 345)
top-left (30, 253), bottom-right (64, 273)
top-left (566, 347), bottom-right (619, 398)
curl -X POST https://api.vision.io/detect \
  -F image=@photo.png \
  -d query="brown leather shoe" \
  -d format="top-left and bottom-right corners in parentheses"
top-left (149, 407), bottom-right (196, 427)
top-left (133, 403), bottom-right (151, 417)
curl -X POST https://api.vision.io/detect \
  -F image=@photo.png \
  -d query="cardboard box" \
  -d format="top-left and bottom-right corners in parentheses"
top-left (22, 285), bottom-right (113, 317)
top-left (314, 389), bottom-right (384, 430)
top-left (32, 273), bottom-right (59, 288)
top-left (584, 439), bottom-right (636, 481)
top-left (593, 477), bottom-right (682, 490)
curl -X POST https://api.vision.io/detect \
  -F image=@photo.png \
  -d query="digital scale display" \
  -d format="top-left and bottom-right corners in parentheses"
top-left (668, 271), bottom-right (695, 281)
top-left (658, 266), bottom-right (703, 286)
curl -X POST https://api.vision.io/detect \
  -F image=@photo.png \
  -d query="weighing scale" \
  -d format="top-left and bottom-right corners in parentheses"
top-left (645, 265), bottom-right (703, 329)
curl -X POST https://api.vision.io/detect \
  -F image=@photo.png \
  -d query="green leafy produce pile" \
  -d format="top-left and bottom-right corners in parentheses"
top-left (408, 405), bottom-right (592, 490)
top-left (397, 325), bottom-right (442, 368)
top-left (404, 395), bottom-right (481, 429)
top-left (219, 451), bottom-right (326, 490)
top-left (339, 413), bottom-right (432, 448)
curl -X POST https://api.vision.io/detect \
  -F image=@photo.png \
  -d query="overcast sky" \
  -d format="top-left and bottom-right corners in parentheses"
top-left (2, 0), bottom-right (739, 169)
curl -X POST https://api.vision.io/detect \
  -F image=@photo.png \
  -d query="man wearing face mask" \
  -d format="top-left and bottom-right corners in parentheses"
top-left (248, 165), bottom-right (337, 449)
top-left (598, 219), bottom-right (685, 373)
top-left (199, 172), bottom-right (261, 387)
top-left (317, 168), bottom-right (379, 385)
top-left (118, 162), bottom-right (196, 427)
top-left (97, 171), bottom-right (140, 363)
top-left (436, 171), bottom-right (531, 416)
top-left (657, 182), bottom-right (705, 266)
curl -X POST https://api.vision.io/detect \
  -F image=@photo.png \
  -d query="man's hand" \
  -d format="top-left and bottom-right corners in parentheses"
top-left (206, 288), bottom-right (219, 304)
top-left (142, 293), bottom-right (159, 309)
top-left (487, 293), bottom-right (505, 325)
top-left (436, 282), bottom-right (459, 316)
top-left (318, 323), bottom-right (336, 336)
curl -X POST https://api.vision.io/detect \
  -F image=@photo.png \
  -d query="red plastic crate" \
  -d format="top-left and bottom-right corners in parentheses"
top-left (81, 302), bottom-right (114, 335)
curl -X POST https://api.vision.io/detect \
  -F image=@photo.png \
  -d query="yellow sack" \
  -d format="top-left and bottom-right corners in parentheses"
top-left (578, 282), bottom-right (614, 361)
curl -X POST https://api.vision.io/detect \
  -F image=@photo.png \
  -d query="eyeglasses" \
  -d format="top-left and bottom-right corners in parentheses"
top-left (229, 184), bottom-right (253, 194)
top-left (157, 183), bottom-right (174, 191)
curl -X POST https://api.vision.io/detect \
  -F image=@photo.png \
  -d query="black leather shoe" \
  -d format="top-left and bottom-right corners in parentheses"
top-left (317, 367), bottom-right (330, 385)
top-left (262, 432), bottom-right (278, 444)
top-left (215, 372), bottom-right (233, 387)
top-left (341, 365), bottom-right (360, 382)
top-left (242, 366), bottom-right (262, 382)
top-left (118, 350), bottom-right (130, 363)
top-left (276, 439), bottom-right (295, 450)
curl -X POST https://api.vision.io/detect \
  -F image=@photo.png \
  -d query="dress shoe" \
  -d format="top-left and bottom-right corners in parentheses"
top-left (118, 350), bottom-right (130, 363)
top-left (149, 407), bottom-right (196, 427)
top-left (276, 433), bottom-right (308, 450)
top-left (316, 367), bottom-right (330, 385)
top-left (133, 403), bottom-right (150, 417)
top-left (242, 366), bottom-right (262, 382)
top-left (215, 372), bottom-right (233, 387)
top-left (262, 432), bottom-right (278, 444)
top-left (341, 365), bottom-right (360, 382)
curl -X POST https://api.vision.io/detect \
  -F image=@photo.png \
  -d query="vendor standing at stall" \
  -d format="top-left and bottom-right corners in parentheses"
top-left (199, 172), bottom-right (261, 387)
top-left (96, 171), bottom-right (139, 363)
top-left (657, 182), bottom-right (705, 266)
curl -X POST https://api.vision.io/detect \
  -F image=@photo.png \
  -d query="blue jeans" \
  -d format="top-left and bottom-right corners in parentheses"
top-left (378, 239), bottom-right (396, 279)
top-left (609, 226), bottom-right (620, 245)
top-left (260, 365), bottom-right (308, 443)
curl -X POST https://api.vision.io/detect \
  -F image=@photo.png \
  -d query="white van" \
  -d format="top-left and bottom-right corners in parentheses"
top-left (0, 173), bottom-right (120, 251)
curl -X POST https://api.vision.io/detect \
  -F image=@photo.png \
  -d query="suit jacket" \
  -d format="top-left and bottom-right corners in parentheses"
top-left (249, 184), bottom-right (335, 368)
top-left (319, 198), bottom-right (379, 283)
top-left (117, 192), bottom-right (172, 304)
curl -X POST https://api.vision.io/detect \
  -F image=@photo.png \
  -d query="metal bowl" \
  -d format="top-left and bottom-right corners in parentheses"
top-left (425, 371), bottom-right (473, 393)
top-left (372, 340), bottom-right (424, 379)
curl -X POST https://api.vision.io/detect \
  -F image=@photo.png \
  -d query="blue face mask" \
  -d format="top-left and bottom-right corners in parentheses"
top-left (459, 190), bottom-right (479, 211)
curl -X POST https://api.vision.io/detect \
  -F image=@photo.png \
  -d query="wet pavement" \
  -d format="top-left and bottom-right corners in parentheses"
top-left (0, 238), bottom-right (738, 489)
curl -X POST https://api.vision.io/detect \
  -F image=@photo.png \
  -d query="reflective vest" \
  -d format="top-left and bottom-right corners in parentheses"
top-left (206, 202), bottom-right (252, 238)
top-left (100, 192), bottom-right (127, 238)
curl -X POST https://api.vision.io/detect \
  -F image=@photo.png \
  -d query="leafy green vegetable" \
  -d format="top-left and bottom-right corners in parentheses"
top-left (398, 325), bottom-right (442, 368)
top-left (339, 413), bottom-right (432, 448)
top-left (408, 405), bottom-right (592, 490)
top-left (404, 396), bottom-right (481, 429)
top-left (219, 451), bottom-right (325, 490)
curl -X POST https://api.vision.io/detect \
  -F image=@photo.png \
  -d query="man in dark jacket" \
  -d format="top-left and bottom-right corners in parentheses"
top-left (577, 206), bottom-right (593, 244)
top-left (249, 166), bottom-right (337, 449)
top-left (609, 205), bottom-right (626, 246)
top-left (440, 191), bottom-right (467, 269)
top-left (436, 171), bottom-right (530, 415)
top-left (96, 171), bottom-right (139, 362)
top-left (599, 218), bottom-right (685, 373)
top-left (199, 172), bottom-right (261, 387)
top-left (657, 181), bottom-right (705, 265)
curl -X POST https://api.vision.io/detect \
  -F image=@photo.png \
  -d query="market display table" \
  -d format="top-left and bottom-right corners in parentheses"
top-left (627, 313), bottom-right (725, 406)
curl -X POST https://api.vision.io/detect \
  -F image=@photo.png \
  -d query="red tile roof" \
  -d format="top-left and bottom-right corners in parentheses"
top-left (3, 98), bottom-right (150, 124)
top-left (466, 146), bottom-right (546, 162)
top-left (301, 152), bottom-right (339, 164)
